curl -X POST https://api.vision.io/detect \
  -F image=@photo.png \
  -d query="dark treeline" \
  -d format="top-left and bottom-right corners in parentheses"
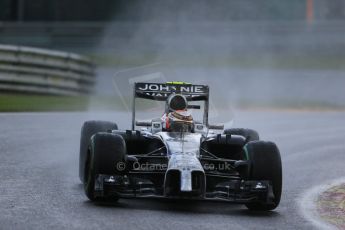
top-left (0, 0), bottom-right (344, 22)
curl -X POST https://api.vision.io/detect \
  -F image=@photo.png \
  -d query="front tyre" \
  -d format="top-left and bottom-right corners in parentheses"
top-left (79, 120), bottom-right (118, 182)
top-left (84, 133), bottom-right (126, 201)
top-left (244, 141), bottom-right (282, 211)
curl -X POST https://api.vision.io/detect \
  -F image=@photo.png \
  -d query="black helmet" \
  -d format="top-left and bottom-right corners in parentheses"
top-left (166, 94), bottom-right (188, 112)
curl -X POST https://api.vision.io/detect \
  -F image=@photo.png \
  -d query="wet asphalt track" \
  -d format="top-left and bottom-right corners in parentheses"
top-left (0, 111), bottom-right (345, 229)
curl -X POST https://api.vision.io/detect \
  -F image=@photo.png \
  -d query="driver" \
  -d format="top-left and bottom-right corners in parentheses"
top-left (161, 93), bottom-right (194, 132)
top-left (162, 109), bottom-right (194, 132)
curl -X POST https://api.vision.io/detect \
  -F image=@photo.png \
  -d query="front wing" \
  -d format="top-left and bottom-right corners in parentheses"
top-left (93, 172), bottom-right (275, 204)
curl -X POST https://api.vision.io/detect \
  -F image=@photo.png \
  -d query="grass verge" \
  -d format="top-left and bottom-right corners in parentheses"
top-left (1, 94), bottom-right (344, 112)
top-left (90, 54), bottom-right (345, 70)
top-left (0, 94), bottom-right (90, 112)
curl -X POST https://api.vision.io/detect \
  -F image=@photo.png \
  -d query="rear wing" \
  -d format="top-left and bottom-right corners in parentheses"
top-left (132, 82), bottom-right (209, 130)
top-left (134, 82), bottom-right (209, 101)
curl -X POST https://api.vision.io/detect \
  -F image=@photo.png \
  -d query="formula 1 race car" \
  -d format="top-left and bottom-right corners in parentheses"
top-left (79, 82), bottom-right (282, 211)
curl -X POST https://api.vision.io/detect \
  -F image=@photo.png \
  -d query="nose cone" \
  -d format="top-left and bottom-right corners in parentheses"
top-left (164, 154), bottom-right (205, 196)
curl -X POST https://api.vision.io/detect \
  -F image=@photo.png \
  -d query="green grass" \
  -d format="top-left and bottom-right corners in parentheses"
top-left (1, 94), bottom-right (344, 112)
top-left (0, 94), bottom-right (151, 112)
top-left (0, 94), bottom-right (90, 112)
top-left (89, 53), bottom-right (345, 70)
top-left (0, 94), bottom-right (175, 112)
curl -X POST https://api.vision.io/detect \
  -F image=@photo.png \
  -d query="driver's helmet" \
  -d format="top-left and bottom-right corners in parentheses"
top-left (163, 110), bottom-right (194, 132)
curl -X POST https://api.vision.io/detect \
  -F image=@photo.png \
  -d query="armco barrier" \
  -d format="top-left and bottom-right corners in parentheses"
top-left (0, 44), bottom-right (95, 95)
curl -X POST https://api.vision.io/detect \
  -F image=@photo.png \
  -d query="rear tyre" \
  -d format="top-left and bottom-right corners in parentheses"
top-left (79, 120), bottom-right (118, 182)
top-left (244, 141), bottom-right (282, 211)
top-left (223, 128), bottom-right (259, 143)
top-left (84, 133), bottom-right (126, 201)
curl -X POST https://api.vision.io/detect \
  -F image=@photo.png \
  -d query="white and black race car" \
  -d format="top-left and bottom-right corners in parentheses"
top-left (79, 82), bottom-right (282, 211)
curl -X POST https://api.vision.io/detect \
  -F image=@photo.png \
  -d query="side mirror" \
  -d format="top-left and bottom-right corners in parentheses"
top-left (208, 124), bottom-right (224, 130)
top-left (135, 120), bottom-right (152, 127)
top-left (187, 104), bottom-right (201, 109)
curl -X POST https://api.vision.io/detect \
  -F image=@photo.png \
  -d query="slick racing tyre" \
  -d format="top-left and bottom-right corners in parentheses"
top-left (84, 133), bottom-right (126, 201)
top-left (244, 141), bottom-right (282, 211)
top-left (79, 120), bottom-right (118, 182)
top-left (223, 128), bottom-right (259, 143)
